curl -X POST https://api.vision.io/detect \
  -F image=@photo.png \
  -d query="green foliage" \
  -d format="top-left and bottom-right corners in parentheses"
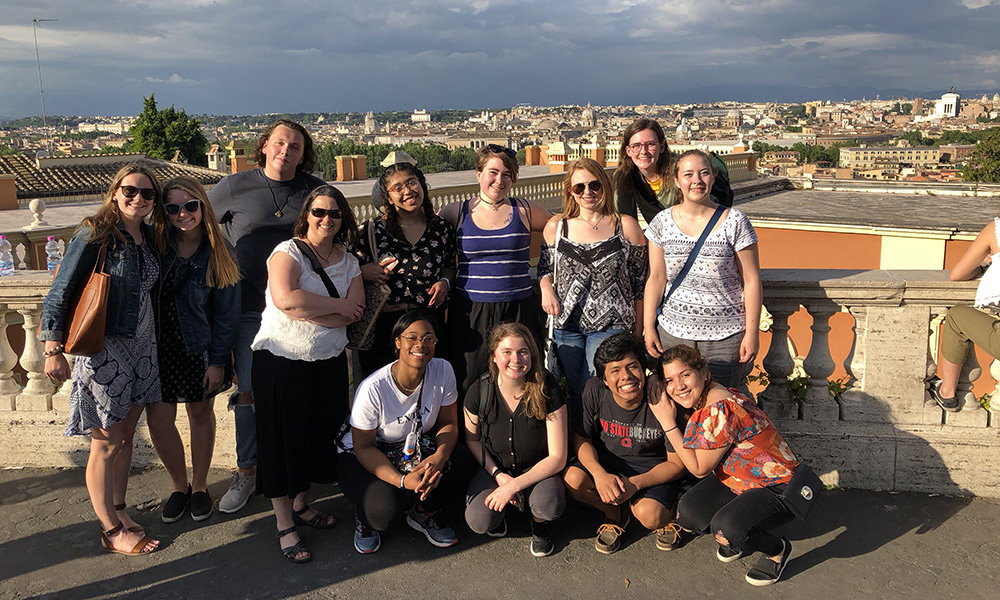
top-left (747, 364), bottom-right (849, 401)
top-left (784, 105), bottom-right (807, 119)
top-left (786, 126), bottom-right (803, 133)
top-left (0, 143), bottom-right (19, 156)
top-left (963, 128), bottom-right (1000, 182)
top-left (901, 103), bottom-right (913, 115)
top-left (316, 139), bottom-right (484, 180)
top-left (978, 392), bottom-right (991, 411)
top-left (127, 95), bottom-right (209, 166)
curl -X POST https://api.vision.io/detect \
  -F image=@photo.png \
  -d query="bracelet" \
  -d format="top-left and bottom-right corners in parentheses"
top-left (490, 466), bottom-right (501, 479)
top-left (664, 426), bottom-right (678, 434)
top-left (399, 473), bottom-right (407, 489)
top-left (44, 345), bottom-right (65, 357)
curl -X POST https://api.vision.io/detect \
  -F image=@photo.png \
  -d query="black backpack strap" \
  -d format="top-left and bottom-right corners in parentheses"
top-left (292, 238), bottom-right (340, 299)
top-left (477, 372), bottom-right (494, 469)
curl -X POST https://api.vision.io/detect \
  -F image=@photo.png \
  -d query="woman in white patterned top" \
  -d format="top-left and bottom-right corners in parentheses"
top-left (539, 158), bottom-right (647, 422)
top-left (643, 150), bottom-right (761, 393)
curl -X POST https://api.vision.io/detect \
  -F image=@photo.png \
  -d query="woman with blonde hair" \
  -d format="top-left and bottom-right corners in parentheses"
top-left (147, 176), bottom-right (241, 523)
top-left (41, 163), bottom-right (163, 555)
top-left (539, 157), bottom-right (647, 422)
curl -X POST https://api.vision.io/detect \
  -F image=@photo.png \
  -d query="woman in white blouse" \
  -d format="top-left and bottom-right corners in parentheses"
top-left (251, 185), bottom-right (363, 564)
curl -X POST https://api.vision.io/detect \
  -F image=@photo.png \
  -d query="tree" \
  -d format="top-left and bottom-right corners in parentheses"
top-left (963, 129), bottom-right (1000, 182)
top-left (127, 95), bottom-right (209, 166)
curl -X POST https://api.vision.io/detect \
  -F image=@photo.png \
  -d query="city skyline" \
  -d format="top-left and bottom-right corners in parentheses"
top-left (4, 0), bottom-right (1000, 118)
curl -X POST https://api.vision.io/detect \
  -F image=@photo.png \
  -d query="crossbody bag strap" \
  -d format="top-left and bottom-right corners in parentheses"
top-left (664, 204), bottom-right (725, 303)
top-left (367, 218), bottom-right (379, 263)
top-left (292, 238), bottom-right (340, 299)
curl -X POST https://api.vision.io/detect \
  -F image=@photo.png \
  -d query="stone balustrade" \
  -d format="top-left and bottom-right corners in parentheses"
top-left (2, 268), bottom-right (998, 496)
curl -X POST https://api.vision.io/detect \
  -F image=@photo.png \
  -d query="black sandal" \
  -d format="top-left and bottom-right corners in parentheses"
top-left (277, 526), bottom-right (311, 564)
top-left (292, 504), bottom-right (336, 529)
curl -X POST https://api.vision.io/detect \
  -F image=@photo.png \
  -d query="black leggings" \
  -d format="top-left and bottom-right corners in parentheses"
top-left (676, 474), bottom-right (793, 557)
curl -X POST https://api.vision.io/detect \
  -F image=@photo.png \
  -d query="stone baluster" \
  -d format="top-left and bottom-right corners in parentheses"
top-left (800, 303), bottom-right (840, 421)
top-left (14, 241), bottom-right (28, 270)
top-left (14, 306), bottom-right (55, 411)
top-left (760, 303), bottom-right (798, 419)
top-left (0, 306), bottom-right (22, 410)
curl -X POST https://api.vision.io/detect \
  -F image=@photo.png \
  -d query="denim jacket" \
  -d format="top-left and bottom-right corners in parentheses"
top-left (153, 237), bottom-right (241, 366)
top-left (40, 222), bottom-right (155, 342)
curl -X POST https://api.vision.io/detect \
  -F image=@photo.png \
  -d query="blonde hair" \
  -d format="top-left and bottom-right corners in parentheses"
top-left (153, 176), bottom-right (241, 288)
top-left (561, 157), bottom-right (616, 220)
top-left (488, 322), bottom-right (549, 420)
top-left (81, 163), bottom-right (161, 245)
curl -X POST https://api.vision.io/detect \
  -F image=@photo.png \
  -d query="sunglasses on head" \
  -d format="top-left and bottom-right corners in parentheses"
top-left (310, 207), bottom-right (343, 220)
top-left (119, 185), bottom-right (156, 200)
top-left (484, 144), bottom-right (516, 159)
top-left (164, 199), bottom-right (202, 216)
top-left (571, 180), bottom-right (602, 195)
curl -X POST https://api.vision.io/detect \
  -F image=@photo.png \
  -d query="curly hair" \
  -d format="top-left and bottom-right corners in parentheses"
top-left (487, 322), bottom-right (549, 420)
top-left (659, 344), bottom-right (713, 412)
top-left (251, 119), bottom-right (317, 175)
top-left (377, 163), bottom-right (434, 240)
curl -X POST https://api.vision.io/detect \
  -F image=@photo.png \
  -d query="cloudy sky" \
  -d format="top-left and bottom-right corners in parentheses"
top-left (3, 0), bottom-right (1000, 118)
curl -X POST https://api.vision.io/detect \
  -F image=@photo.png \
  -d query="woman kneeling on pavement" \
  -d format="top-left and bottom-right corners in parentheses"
top-left (464, 322), bottom-right (568, 557)
top-left (650, 344), bottom-right (800, 587)
top-left (563, 333), bottom-right (689, 554)
top-left (338, 309), bottom-right (471, 554)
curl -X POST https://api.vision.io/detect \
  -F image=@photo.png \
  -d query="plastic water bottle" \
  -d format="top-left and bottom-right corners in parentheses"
top-left (45, 236), bottom-right (61, 272)
top-left (0, 235), bottom-right (14, 276)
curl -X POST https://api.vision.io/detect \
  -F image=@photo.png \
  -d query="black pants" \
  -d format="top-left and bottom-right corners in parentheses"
top-left (676, 474), bottom-right (792, 557)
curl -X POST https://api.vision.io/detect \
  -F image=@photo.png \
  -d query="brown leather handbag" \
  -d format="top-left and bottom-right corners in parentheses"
top-left (64, 243), bottom-right (109, 356)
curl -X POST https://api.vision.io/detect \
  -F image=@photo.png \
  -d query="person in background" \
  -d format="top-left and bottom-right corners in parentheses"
top-left (209, 119), bottom-right (326, 514)
top-left (147, 176), bottom-right (241, 524)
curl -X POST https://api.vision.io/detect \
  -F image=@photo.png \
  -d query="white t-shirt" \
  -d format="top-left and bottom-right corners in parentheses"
top-left (251, 239), bottom-right (361, 361)
top-left (645, 207), bottom-right (758, 341)
top-left (339, 357), bottom-right (457, 452)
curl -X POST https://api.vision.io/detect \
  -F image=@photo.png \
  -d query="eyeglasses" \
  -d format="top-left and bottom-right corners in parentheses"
top-left (119, 185), bottom-right (156, 200)
top-left (571, 180), bottom-right (602, 195)
top-left (164, 199), bottom-right (202, 216)
top-left (399, 334), bottom-right (437, 345)
top-left (626, 142), bottom-right (660, 153)
top-left (484, 144), bottom-right (516, 159)
top-left (309, 207), bottom-right (343, 220)
top-left (387, 178), bottom-right (422, 195)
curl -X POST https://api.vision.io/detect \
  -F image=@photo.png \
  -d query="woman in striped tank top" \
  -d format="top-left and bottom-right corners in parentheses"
top-left (440, 144), bottom-right (551, 394)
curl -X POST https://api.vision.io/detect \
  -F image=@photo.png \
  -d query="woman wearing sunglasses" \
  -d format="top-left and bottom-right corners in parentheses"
top-left (538, 158), bottom-right (647, 423)
top-left (146, 176), bottom-right (241, 524)
top-left (41, 164), bottom-right (163, 555)
top-left (354, 163), bottom-right (456, 377)
top-left (439, 144), bottom-right (552, 394)
top-left (250, 185), bottom-right (364, 563)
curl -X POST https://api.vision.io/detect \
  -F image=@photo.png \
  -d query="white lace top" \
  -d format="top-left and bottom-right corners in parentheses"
top-left (975, 217), bottom-right (1000, 309)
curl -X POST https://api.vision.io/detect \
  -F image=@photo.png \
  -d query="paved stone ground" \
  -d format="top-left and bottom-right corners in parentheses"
top-left (0, 466), bottom-right (996, 600)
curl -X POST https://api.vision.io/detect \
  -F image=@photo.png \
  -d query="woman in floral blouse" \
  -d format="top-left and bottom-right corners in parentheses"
top-left (649, 344), bottom-right (801, 587)
top-left (354, 163), bottom-right (456, 376)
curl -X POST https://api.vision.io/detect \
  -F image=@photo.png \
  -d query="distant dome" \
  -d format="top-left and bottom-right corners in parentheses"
top-left (727, 108), bottom-right (742, 118)
top-left (538, 118), bottom-right (559, 131)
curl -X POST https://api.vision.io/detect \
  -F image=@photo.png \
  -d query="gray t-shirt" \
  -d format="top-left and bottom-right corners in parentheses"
top-left (209, 169), bottom-right (326, 312)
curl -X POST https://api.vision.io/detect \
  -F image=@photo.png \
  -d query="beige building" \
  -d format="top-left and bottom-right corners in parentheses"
top-left (840, 146), bottom-right (940, 170)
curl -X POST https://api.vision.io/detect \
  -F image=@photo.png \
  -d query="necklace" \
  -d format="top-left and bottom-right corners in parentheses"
top-left (263, 171), bottom-right (294, 218)
top-left (580, 215), bottom-right (603, 231)
top-left (479, 196), bottom-right (505, 211)
top-left (391, 364), bottom-right (419, 395)
top-left (307, 239), bottom-right (335, 264)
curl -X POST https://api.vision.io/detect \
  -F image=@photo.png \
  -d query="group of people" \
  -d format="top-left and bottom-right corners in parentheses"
top-left (40, 117), bottom-right (805, 586)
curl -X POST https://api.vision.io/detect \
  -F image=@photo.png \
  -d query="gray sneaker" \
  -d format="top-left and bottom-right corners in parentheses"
top-left (219, 470), bottom-right (255, 514)
top-left (406, 505), bottom-right (457, 548)
top-left (354, 516), bottom-right (381, 554)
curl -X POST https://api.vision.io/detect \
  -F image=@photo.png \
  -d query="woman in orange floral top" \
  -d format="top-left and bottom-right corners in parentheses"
top-left (649, 345), bottom-right (800, 587)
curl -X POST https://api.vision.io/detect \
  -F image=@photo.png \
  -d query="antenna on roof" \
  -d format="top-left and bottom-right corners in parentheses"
top-left (32, 18), bottom-right (58, 131)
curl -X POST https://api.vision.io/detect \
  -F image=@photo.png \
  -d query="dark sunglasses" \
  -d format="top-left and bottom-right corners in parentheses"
top-left (164, 199), bottom-right (202, 216)
top-left (119, 185), bottom-right (156, 200)
top-left (310, 207), bottom-right (343, 220)
top-left (571, 180), bottom-right (602, 195)
top-left (484, 144), bottom-right (516, 158)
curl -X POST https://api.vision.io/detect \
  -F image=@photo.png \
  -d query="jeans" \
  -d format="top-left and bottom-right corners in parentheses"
top-left (657, 327), bottom-right (753, 397)
top-left (676, 474), bottom-right (792, 557)
top-left (229, 311), bottom-right (261, 469)
top-left (464, 467), bottom-right (565, 534)
top-left (554, 327), bottom-right (623, 419)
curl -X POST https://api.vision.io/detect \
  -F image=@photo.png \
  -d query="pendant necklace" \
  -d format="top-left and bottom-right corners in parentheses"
top-left (479, 195), bottom-right (505, 212)
top-left (264, 172), bottom-right (293, 218)
top-left (581, 215), bottom-right (603, 231)
top-left (308, 239), bottom-right (335, 264)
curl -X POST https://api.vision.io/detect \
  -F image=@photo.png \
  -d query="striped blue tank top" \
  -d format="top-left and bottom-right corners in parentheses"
top-left (456, 198), bottom-right (533, 302)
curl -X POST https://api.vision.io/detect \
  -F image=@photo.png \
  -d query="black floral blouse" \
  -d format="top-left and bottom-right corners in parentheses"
top-left (354, 215), bottom-right (457, 306)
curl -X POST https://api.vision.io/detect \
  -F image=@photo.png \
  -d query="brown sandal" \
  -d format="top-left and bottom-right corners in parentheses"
top-left (114, 503), bottom-right (144, 534)
top-left (100, 522), bottom-right (159, 555)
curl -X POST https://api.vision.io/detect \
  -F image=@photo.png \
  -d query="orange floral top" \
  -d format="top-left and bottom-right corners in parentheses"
top-left (682, 390), bottom-right (798, 495)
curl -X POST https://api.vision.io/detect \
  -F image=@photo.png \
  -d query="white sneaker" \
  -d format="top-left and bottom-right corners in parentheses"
top-left (219, 470), bottom-right (255, 514)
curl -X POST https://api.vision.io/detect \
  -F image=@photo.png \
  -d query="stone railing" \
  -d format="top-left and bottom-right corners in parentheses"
top-left (723, 151), bottom-right (756, 183)
top-left (2, 268), bottom-right (998, 496)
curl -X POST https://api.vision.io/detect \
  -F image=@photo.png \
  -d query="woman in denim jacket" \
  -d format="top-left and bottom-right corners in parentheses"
top-left (148, 176), bottom-right (241, 524)
top-left (41, 164), bottom-right (162, 556)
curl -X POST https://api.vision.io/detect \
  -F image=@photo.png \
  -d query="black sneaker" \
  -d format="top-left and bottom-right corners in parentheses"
top-left (190, 490), bottom-right (213, 522)
top-left (928, 377), bottom-right (960, 412)
top-left (745, 538), bottom-right (792, 586)
top-left (717, 544), bottom-right (744, 563)
top-left (162, 485), bottom-right (191, 523)
top-left (529, 520), bottom-right (554, 557)
top-left (486, 518), bottom-right (507, 538)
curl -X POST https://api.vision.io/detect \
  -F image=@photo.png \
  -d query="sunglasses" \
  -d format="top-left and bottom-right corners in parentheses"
top-left (164, 199), bottom-right (202, 216)
top-left (571, 180), bottom-right (603, 195)
top-left (484, 144), bottom-right (516, 158)
top-left (119, 185), bottom-right (156, 200)
top-left (309, 207), bottom-right (343, 220)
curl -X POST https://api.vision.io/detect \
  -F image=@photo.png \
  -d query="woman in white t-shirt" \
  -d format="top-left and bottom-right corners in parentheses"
top-left (338, 309), bottom-right (469, 554)
top-left (251, 185), bottom-right (363, 564)
top-left (643, 150), bottom-right (762, 393)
